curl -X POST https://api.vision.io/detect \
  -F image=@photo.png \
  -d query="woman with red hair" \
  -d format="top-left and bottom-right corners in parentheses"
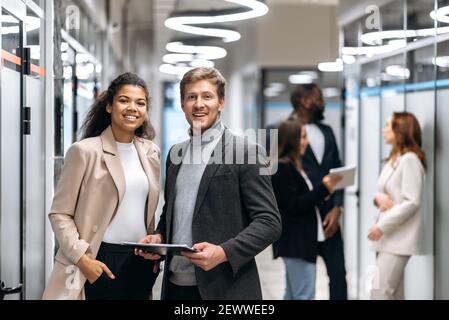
top-left (368, 112), bottom-right (426, 300)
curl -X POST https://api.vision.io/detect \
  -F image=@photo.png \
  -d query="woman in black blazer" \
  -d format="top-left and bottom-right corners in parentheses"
top-left (272, 119), bottom-right (341, 300)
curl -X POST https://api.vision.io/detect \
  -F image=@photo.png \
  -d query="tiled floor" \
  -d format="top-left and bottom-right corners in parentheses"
top-left (256, 245), bottom-right (330, 300)
top-left (153, 245), bottom-right (330, 300)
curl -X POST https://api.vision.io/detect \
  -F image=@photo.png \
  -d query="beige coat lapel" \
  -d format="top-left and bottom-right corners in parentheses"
top-left (378, 158), bottom-right (399, 192)
top-left (100, 127), bottom-right (126, 213)
top-left (134, 138), bottom-right (160, 232)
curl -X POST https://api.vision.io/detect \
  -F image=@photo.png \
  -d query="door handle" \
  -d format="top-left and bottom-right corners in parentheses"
top-left (0, 281), bottom-right (23, 300)
top-left (22, 47), bottom-right (31, 75)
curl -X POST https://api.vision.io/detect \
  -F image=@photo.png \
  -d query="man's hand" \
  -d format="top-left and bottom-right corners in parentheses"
top-left (182, 242), bottom-right (228, 271)
top-left (375, 193), bottom-right (394, 212)
top-left (323, 206), bottom-right (341, 239)
top-left (76, 254), bottom-right (115, 284)
top-left (135, 234), bottom-right (163, 265)
top-left (368, 225), bottom-right (384, 241)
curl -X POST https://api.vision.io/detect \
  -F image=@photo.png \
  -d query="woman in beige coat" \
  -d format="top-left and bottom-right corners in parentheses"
top-left (368, 112), bottom-right (426, 300)
top-left (42, 73), bottom-right (160, 300)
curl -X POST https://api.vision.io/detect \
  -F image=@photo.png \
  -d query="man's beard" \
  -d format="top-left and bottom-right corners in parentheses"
top-left (310, 105), bottom-right (325, 122)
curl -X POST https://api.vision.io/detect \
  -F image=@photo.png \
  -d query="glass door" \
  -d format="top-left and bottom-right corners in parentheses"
top-left (0, 6), bottom-right (25, 300)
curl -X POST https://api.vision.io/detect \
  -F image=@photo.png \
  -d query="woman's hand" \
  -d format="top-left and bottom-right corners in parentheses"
top-left (375, 193), bottom-right (394, 212)
top-left (368, 225), bottom-right (384, 241)
top-left (76, 254), bottom-right (115, 284)
top-left (322, 174), bottom-right (343, 194)
top-left (135, 234), bottom-right (163, 262)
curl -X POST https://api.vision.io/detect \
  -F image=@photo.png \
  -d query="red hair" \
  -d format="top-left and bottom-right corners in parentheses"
top-left (388, 112), bottom-right (426, 168)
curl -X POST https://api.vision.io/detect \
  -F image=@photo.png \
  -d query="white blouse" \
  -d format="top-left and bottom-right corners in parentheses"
top-left (103, 141), bottom-right (149, 244)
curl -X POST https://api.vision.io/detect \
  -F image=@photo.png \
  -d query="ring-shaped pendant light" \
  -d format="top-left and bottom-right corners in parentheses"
top-left (160, 0), bottom-right (268, 76)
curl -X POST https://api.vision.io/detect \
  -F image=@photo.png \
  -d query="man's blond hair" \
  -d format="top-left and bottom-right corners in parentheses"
top-left (180, 67), bottom-right (226, 100)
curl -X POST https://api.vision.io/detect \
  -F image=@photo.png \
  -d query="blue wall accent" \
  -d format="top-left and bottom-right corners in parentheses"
top-left (266, 101), bottom-right (341, 109)
top-left (346, 78), bottom-right (449, 98)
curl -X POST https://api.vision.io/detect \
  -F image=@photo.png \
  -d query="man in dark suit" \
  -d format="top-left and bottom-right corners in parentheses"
top-left (138, 67), bottom-right (281, 300)
top-left (289, 83), bottom-right (347, 300)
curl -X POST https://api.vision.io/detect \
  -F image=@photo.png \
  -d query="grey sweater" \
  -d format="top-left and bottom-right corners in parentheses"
top-left (169, 120), bottom-right (224, 286)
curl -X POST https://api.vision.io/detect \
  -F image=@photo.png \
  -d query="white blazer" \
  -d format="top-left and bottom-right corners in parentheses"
top-left (373, 152), bottom-right (425, 256)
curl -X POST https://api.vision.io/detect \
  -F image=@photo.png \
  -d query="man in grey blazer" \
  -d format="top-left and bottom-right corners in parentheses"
top-left (138, 67), bottom-right (281, 300)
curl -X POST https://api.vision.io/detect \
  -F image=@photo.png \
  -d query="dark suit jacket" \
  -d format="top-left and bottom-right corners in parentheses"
top-left (271, 162), bottom-right (329, 263)
top-left (302, 122), bottom-right (343, 219)
top-left (156, 129), bottom-right (282, 300)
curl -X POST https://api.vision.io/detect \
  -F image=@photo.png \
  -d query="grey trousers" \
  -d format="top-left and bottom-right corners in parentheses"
top-left (371, 252), bottom-right (410, 300)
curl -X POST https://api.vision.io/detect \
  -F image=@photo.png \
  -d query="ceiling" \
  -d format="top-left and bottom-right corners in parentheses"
top-left (269, 0), bottom-right (339, 4)
top-left (122, 0), bottom-right (340, 76)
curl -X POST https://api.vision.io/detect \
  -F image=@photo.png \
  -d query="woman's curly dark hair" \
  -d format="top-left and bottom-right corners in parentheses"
top-left (80, 73), bottom-right (155, 140)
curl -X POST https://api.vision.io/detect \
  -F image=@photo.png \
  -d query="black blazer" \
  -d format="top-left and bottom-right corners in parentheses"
top-left (156, 129), bottom-right (282, 300)
top-left (265, 121), bottom-right (343, 219)
top-left (302, 122), bottom-right (343, 219)
top-left (271, 162), bottom-right (329, 263)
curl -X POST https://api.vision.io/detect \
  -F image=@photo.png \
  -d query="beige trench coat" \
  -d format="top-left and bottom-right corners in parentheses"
top-left (42, 126), bottom-right (160, 299)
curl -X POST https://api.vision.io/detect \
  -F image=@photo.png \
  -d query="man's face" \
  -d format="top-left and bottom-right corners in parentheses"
top-left (306, 86), bottom-right (325, 122)
top-left (181, 79), bottom-right (224, 132)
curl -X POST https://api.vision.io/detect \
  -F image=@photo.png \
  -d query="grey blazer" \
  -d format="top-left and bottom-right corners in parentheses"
top-left (156, 129), bottom-right (282, 300)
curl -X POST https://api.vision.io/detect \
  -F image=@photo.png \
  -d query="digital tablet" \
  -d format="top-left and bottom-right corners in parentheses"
top-left (328, 165), bottom-right (356, 190)
top-left (121, 242), bottom-right (198, 256)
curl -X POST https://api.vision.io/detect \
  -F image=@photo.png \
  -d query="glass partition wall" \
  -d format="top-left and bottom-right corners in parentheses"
top-left (341, 0), bottom-right (443, 299)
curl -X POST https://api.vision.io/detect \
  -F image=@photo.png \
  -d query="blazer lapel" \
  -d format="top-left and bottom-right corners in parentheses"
top-left (378, 158), bottom-right (399, 192)
top-left (165, 140), bottom-right (189, 239)
top-left (316, 122), bottom-right (329, 168)
top-left (134, 139), bottom-right (160, 232)
top-left (192, 129), bottom-right (229, 221)
top-left (304, 144), bottom-right (320, 166)
top-left (301, 123), bottom-right (324, 167)
top-left (101, 127), bottom-right (126, 214)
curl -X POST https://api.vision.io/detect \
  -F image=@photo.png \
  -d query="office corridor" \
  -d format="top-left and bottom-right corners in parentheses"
top-left (2, 0), bottom-right (449, 301)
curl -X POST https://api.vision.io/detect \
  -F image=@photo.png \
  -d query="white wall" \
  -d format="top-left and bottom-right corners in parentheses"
top-left (257, 3), bottom-right (339, 67)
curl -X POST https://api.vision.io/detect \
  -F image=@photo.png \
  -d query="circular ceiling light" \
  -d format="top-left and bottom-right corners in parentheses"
top-left (342, 55), bottom-right (356, 64)
top-left (161, 39), bottom-right (228, 77)
top-left (166, 41), bottom-right (227, 60)
top-left (318, 59), bottom-right (343, 72)
top-left (357, 5), bottom-right (449, 55)
top-left (190, 59), bottom-right (215, 68)
top-left (361, 27), bottom-right (449, 47)
top-left (430, 5), bottom-right (449, 24)
top-left (161, 1), bottom-right (268, 76)
top-left (342, 39), bottom-right (407, 57)
top-left (159, 64), bottom-right (193, 78)
top-left (162, 53), bottom-right (195, 64)
top-left (385, 65), bottom-right (410, 79)
top-left (433, 56), bottom-right (449, 68)
top-left (289, 74), bottom-right (314, 84)
top-left (164, 0), bottom-right (269, 43)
